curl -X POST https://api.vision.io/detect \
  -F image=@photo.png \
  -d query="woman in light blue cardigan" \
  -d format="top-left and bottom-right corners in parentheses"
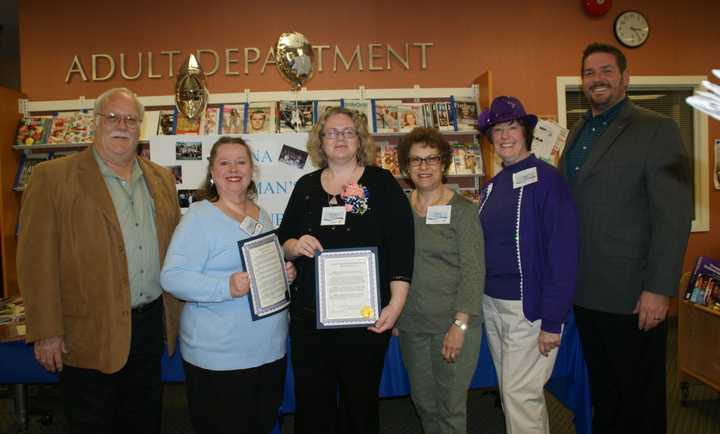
top-left (161, 136), bottom-right (295, 434)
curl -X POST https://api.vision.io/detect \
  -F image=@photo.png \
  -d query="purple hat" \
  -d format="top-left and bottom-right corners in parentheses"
top-left (478, 96), bottom-right (538, 134)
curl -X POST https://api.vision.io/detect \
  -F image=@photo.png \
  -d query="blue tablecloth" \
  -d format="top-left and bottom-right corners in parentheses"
top-left (0, 313), bottom-right (591, 434)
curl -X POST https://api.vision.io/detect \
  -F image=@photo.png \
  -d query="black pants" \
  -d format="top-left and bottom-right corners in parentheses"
top-left (574, 305), bottom-right (667, 434)
top-left (290, 322), bottom-right (390, 434)
top-left (183, 357), bottom-right (286, 434)
top-left (59, 298), bottom-right (164, 434)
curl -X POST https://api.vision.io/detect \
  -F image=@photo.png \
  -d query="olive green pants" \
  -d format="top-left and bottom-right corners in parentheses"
top-left (398, 325), bottom-right (482, 434)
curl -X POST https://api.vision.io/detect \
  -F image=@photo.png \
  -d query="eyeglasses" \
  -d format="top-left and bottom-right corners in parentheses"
top-left (408, 155), bottom-right (442, 167)
top-left (97, 112), bottom-right (140, 129)
top-left (323, 128), bottom-right (358, 140)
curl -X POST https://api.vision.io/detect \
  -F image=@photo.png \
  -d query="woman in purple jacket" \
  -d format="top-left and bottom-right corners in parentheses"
top-left (477, 96), bottom-right (577, 434)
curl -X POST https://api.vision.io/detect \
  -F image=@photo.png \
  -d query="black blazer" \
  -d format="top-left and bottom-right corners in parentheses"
top-left (560, 101), bottom-right (692, 314)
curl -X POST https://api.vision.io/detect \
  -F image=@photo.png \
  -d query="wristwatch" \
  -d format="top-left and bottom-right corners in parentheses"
top-left (452, 319), bottom-right (467, 331)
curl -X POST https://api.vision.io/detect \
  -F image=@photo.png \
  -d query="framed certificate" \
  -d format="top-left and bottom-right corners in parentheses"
top-left (237, 231), bottom-right (291, 320)
top-left (315, 248), bottom-right (381, 329)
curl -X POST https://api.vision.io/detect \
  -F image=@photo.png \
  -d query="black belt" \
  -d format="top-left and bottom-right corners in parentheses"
top-left (132, 297), bottom-right (161, 314)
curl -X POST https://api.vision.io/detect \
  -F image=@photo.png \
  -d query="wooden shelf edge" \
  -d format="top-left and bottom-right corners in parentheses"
top-left (681, 300), bottom-right (720, 318)
top-left (678, 367), bottom-right (720, 393)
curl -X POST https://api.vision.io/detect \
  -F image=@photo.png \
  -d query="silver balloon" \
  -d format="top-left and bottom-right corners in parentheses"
top-left (276, 32), bottom-right (315, 89)
top-left (175, 54), bottom-right (208, 120)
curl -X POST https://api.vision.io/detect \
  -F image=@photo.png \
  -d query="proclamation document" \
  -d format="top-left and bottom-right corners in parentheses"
top-left (315, 248), bottom-right (380, 329)
top-left (237, 232), bottom-right (290, 320)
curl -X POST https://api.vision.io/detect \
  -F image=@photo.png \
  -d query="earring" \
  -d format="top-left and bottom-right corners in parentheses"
top-left (210, 178), bottom-right (214, 186)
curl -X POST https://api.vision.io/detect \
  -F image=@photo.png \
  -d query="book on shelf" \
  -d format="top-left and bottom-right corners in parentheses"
top-left (220, 104), bottom-right (246, 134)
top-left (452, 143), bottom-right (482, 175)
top-left (686, 256), bottom-right (720, 310)
top-left (433, 102), bottom-right (454, 131)
top-left (278, 100), bottom-right (314, 133)
top-left (379, 143), bottom-right (401, 176)
top-left (16, 116), bottom-right (52, 146)
top-left (453, 97), bottom-right (479, 132)
top-left (64, 112), bottom-right (95, 144)
top-left (14, 154), bottom-right (49, 190)
top-left (47, 114), bottom-right (72, 144)
top-left (343, 99), bottom-right (373, 132)
top-left (373, 100), bottom-right (402, 133)
top-left (247, 102), bottom-right (276, 134)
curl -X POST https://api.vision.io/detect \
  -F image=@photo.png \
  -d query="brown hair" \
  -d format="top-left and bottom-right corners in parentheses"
top-left (195, 136), bottom-right (257, 202)
top-left (581, 42), bottom-right (628, 74)
top-left (306, 106), bottom-right (375, 168)
top-left (397, 127), bottom-right (453, 184)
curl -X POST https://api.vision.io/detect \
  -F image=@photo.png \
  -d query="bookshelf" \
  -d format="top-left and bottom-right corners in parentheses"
top-left (677, 272), bottom-right (720, 405)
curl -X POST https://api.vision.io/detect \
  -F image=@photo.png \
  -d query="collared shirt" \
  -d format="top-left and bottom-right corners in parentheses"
top-left (93, 148), bottom-right (162, 308)
top-left (565, 97), bottom-right (628, 187)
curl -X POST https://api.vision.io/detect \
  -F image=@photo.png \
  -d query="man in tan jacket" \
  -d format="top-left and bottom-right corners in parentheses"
top-left (17, 87), bottom-right (182, 434)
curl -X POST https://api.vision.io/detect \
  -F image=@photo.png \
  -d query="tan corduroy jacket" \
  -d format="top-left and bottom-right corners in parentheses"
top-left (17, 147), bottom-right (183, 373)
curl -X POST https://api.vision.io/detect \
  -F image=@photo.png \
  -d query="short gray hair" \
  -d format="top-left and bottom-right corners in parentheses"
top-left (93, 87), bottom-right (145, 120)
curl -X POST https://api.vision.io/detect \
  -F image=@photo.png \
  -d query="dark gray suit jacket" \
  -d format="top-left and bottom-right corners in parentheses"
top-left (560, 101), bottom-right (692, 314)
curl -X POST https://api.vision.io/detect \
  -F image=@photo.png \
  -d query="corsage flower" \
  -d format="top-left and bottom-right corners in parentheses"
top-left (341, 183), bottom-right (370, 215)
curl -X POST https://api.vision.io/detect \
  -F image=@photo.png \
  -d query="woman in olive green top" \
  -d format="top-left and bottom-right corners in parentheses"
top-left (395, 128), bottom-right (485, 434)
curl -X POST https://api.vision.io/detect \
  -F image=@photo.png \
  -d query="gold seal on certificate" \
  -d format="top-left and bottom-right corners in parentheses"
top-left (315, 248), bottom-right (381, 329)
top-left (237, 232), bottom-right (291, 320)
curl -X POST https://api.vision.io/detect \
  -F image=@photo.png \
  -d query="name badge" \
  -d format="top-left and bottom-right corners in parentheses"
top-left (512, 167), bottom-right (538, 189)
top-left (321, 206), bottom-right (347, 226)
top-left (426, 205), bottom-right (452, 225)
top-left (240, 216), bottom-right (263, 235)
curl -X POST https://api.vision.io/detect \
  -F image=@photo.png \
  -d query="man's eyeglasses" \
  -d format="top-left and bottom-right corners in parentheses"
top-left (97, 112), bottom-right (140, 129)
top-left (323, 128), bottom-right (358, 140)
top-left (408, 155), bottom-right (442, 167)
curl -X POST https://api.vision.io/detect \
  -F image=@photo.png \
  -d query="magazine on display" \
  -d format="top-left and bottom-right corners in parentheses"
top-left (246, 102), bottom-right (277, 134)
top-left (373, 100), bottom-right (401, 133)
top-left (16, 116), bottom-right (51, 146)
top-left (398, 103), bottom-right (425, 132)
top-left (156, 111), bottom-right (176, 135)
top-left (454, 97), bottom-right (479, 131)
top-left (220, 104), bottom-right (246, 135)
top-left (686, 256), bottom-right (720, 309)
top-left (342, 100), bottom-right (372, 132)
top-left (278, 100), bottom-right (314, 133)
top-left (314, 100), bottom-right (341, 121)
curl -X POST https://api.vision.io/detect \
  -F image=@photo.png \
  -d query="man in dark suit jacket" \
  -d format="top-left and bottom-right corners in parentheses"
top-left (560, 43), bottom-right (692, 434)
top-left (18, 87), bottom-right (182, 434)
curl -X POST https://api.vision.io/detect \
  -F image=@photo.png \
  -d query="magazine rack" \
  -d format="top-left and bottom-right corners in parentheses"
top-left (677, 272), bottom-right (720, 404)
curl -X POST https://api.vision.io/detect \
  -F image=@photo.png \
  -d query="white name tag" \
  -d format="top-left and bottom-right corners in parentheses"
top-left (321, 206), bottom-right (347, 226)
top-left (426, 205), bottom-right (452, 225)
top-left (512, 167), bottom-right (538, 189)
top-left (240, 216), bottom-right (263, 235)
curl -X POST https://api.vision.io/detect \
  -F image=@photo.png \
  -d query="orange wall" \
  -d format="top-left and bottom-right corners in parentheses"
top-left (18, 0), bottom-right (720, 272)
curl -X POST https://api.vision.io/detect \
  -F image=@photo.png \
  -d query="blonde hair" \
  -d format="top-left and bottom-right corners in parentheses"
top-left (307, 107), bottom-right (375, 168)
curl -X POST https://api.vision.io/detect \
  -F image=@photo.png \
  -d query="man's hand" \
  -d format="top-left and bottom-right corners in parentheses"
top-left (34, 336), bottom-right (67, 373)
top-left (633, 291), bottom-right (669, 331)
top-left (538, 331), bottom-right (561, 357)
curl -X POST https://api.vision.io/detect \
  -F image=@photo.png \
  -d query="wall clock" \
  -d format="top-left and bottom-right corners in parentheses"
top-left (614, 10), bottom-right (649, 48)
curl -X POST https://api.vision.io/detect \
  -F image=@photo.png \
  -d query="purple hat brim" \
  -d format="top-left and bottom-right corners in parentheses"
top-left (478, 113), bottom-right (538, 134)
